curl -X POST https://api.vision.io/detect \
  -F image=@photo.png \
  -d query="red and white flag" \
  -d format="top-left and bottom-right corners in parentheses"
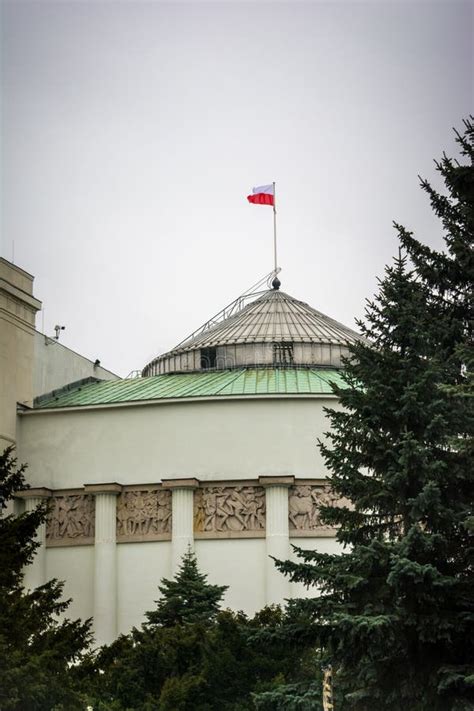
top-left (247, 184), bottom-right (274, 206)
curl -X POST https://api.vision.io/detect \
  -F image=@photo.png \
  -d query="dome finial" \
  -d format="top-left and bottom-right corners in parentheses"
top-left (272, 276), bottom-right (281, 290)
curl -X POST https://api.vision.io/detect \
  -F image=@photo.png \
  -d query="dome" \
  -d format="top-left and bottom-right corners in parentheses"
top-left (142, 287), bottom-right (361, 376)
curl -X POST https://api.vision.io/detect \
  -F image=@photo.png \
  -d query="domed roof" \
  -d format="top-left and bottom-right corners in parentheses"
top-left (142, 286), bottom-right (361, 376)
top-left (176, 289), bottom-right (360, 350)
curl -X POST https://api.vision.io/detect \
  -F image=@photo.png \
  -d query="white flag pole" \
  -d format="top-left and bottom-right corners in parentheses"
top-left (273, 181), bottom-right (278, 275)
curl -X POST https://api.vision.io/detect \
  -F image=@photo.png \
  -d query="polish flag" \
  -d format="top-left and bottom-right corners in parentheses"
top-left (247, 184), bottom-right (274, 206)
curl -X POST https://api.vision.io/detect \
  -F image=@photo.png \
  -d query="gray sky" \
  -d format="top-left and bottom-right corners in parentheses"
top-left (1, 0), bottom-right (472, 377)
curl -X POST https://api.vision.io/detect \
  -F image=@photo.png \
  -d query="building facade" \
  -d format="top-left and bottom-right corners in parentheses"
top-left (11, 270), bottom-right (360, 647)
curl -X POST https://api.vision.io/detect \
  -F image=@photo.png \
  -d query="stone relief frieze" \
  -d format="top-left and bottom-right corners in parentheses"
top-left (116, 489), bottom-right (171, 540)
top-left (289, 485), bottom-right (345, 534)
top-left (43, 482), bottom-right (344, 545)
top-left (46, 494), bottom-right (95, 545)
top-left (195, 486), bottom-right (265, 536)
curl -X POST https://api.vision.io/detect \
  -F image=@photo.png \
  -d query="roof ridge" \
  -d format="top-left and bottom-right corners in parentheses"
top-left (33, 376), bottom-right (100, 406)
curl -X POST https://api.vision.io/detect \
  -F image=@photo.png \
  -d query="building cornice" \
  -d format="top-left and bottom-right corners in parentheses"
top-left (0, 278), bottom-right (42, 313)
top-left (258, 475), bottom-right (295, 487)
top-left (84, 483), bottom-right (123, 495)
top-left (16, 487), bottom-right (52, 499)
top-left (19, 391), bottom-right (339, 415)
top-left (162, 478), bottom-right (200, 489)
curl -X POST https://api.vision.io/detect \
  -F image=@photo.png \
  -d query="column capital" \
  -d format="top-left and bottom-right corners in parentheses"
top-left (84, 483), bottom-right (123, 495)
top-left (16, 487), bottom-right (52, 499)
top-left (258, 475), bottom-right (295, 488)
top-left (162, 477), bottom-right (200, 489)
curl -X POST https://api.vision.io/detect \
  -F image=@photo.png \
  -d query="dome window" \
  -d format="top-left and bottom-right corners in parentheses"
top-left (273, 342), bottom-right (294, 366)
top-left (201, 347), bottom-right (217, 370)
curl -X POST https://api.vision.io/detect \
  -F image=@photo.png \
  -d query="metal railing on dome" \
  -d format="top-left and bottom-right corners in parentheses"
top-left (174, 268), bottom-right (281, 349)
top-left (125, 370), bottom-right (143, 379)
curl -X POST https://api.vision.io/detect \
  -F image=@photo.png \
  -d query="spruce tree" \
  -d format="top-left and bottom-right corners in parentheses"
top-left (145, 547), bottom-right (228, 627)
top-left (399, 116), bottom-right (473, 470)
top-left (85, 556), bottom-right (306, 710)
top-left (272, 122), bottom-right (474, 710)
top-left (0, 446), bottom-right (93, 711)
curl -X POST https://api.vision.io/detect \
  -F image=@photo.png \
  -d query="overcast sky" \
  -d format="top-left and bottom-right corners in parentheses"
top-left (1, 0), bottom-right (472, 376)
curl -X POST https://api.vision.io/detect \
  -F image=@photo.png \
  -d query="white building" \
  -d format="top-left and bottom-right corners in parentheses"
top-left (0, 257), bottom-right (118, 453)
top-left (5, 261), bottom-right (360, 647)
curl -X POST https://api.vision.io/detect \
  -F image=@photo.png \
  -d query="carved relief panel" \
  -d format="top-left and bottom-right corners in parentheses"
top-left (116, 489), bottom-right (171, 542)
top-left (194, 485), bottom-right (266, 538)
top-left (46, 494), bottom-right (95, 546)
top-left (289, 484), bottom-right (344, 536)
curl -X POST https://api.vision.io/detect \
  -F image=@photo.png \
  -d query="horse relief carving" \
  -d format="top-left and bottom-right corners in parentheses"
top-left (46, 495), bottom-right (95, 543)
top-left (195, 486), bottom-right (265, 534)
top-left (116, 489), bottom-right (171, 538)
top-left (289, 485), bottom-right (342, 531)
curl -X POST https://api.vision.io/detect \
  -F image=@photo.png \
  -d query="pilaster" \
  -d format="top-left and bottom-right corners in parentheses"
top-left (84, 483), bottom-right (122, 647)
top-left (259, 476), bottom-right (294, 605)
top-left (17, 487), bottom-right (52, 590)
top-left (163, 478), bottom-right (199, 574)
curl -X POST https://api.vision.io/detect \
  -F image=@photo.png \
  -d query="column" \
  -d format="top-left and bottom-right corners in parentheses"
top-left (18, 487), bottom-right (51, 590)
top-left (259, 476), bottom-right (294, 606)
top-left (84, 483), bottom-right (122, 647)
top-left (163, 478), bottom-right (199, 574)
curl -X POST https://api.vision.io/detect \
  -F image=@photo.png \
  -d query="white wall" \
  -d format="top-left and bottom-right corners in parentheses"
top-left (18, 396), bottom-right (341, 489)
top-left (41, 535), bottom-right (341, 637)
top-left (46, 545), bottom-right (94, 622)
top-left (195, 538), bottom-right (267, 615)
top-left (19, 395), bottom-right (343, 637)
top-left (33, 331), bottom-right (119, 399)
top-left (117, 541), bottom-right (171, 633)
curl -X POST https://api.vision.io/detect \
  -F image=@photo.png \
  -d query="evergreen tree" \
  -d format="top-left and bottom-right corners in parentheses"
top-left (86, 605), bottom-right (314, 711)
top-left (0, 446), bottom-right (92, 711)
top-left (399, 116), bottom-right (473, 465)
top-left (84, 554), bottom-right (311, 710)
top-left (271, 122), bottom-right (474, 710)
top-left (145, 547), bottom-right (228, 627)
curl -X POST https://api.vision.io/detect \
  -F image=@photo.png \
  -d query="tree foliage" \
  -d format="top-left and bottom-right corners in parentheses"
top-left (84, 554), bottom-right (313, 710)
top-left (0, 446), bottom-right (93, 711)
top-left (145, 548), bottom-right (228, 628)
top-left (271, 120), bottom-right (474, 710)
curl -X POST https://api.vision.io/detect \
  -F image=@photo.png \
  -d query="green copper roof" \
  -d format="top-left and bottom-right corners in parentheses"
top-left (34, 368), bottom-right (345, 410)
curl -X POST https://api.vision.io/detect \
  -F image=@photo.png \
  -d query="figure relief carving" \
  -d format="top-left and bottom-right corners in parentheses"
top-left (289, 485), bottom-right (346, 532)
top-left (116, 489), bottom-right (171, 539)
top-left (46, 495), bottom-right (95, 544)
top-left (195, 486), bottom-right (265, 534)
